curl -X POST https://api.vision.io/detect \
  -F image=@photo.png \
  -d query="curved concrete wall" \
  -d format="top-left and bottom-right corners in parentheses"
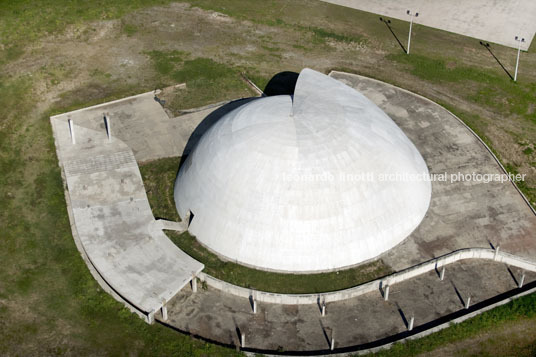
top-left (198, 248), bottom-right (536, 305)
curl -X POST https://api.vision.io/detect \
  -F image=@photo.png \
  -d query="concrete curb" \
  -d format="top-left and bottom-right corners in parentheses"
top-left (50, 90), bottom-right (160, 119)
top-left (198, 248), bottom-right (536, 305)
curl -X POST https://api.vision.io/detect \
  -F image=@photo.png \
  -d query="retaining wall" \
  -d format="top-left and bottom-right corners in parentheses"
top-left (198, 248), bottom-right (536, 305)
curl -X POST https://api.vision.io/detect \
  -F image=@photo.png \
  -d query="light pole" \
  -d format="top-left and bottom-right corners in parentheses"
top-left (514, 36), bottom-right (525, 82)
top-left (406, 10), bottom-right (419, 54)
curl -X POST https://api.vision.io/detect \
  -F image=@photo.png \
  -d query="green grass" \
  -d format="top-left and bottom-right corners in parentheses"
top-left (139, 156), bottom-right (182, 222)
top-left (366, 292), bottom-right (536, 356)
top-left (168, 230), bottom-right (392, 294)
top-left (0, 0), bottom-right (173, 46)
top-left (122, 22), bottom-right (139, 37)
top-left (0, 74), bottom-right (240, 356)
top-left (388, 53), bottom-right (536, 123)
top-left (145, 50), bottom-right (186, 76)
top-left (145, 51), bottom-right (255, 111)
top-left (309, 26), bottom-right (366, 44)
top-left (244, 71), bottom-right (271, 92)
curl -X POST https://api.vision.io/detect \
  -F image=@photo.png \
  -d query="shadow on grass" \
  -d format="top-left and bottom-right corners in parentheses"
top-left (380, 17), bottom-right (407, 54)
top-left (479, 41), bottom-right (514, 80)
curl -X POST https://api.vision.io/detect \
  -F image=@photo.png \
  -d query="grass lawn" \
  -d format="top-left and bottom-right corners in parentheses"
top-left (169, 231), bottom-right (391, 294)
top-left (1, 0), bottom-right (535, 355)
top-left (367, 291), bottom-right (536, 357)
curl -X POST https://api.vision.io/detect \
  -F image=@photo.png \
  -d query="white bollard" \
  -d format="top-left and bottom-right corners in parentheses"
top-left (241, 332), bottom-right (245, 348)
top-left (384, 285), bottom-right (390, 301)
top-left (519, 273), bottom-right (525, 288)
top-left (465, 296), bottom-right (471, 309)
top-left (440, 266), bottom-right (445, 281)
top-left (321, 302), bottom-right (326, 317)
top-left (408, 316), bottom-right (414, 331)
top-left (253, 299), bottom-right (257, 314)
top-left (104, 113), bottom-right (112, 142)
top-left (68, 118), bottom-right (76, 144)
top-left (191, 277), bottom-right (197, 293)
top-left (330, 337), bottom-right (335, 351)
top-left (494, 245), bottom-right (500, 261)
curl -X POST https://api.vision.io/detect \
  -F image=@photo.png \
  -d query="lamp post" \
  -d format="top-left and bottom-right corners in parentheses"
top-left (514, 36), bottom-right (525, 82)
top-left (406, 10), bottom-right (419, 54)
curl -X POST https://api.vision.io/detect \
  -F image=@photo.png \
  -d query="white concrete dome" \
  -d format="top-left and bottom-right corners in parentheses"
top-left (175, 68), bottom-right (431, 272)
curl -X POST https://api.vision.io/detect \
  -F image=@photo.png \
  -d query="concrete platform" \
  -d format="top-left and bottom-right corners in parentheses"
top-left (164, 260), bottom-right (536, 352)
top-left (55, 91), bottom-right (222, 162)
top-left (329, 72), bottom-right (536, 271)
top-left (322, 0), bottom-right (535, 50)
top-left (50, 97), bottom-right (204, 317)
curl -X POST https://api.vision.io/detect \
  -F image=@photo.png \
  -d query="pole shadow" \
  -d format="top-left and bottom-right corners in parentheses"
top-left (159, 279), bottom-right (536, 355)
top-left (379, 280), bottom-right (387, 299)
top-left (319, 319), bottom-right (331, 348)
top-left (231, 315), bottom-right (242, 348)
top-left (450, 280), bottom-right (466, 307)
top-left (316, 296), bottom-right (324, 313)
top-left (506, 266), bottom-right (519, 286)
top-left (395, 302), bottom-right (408, 328)
top-left (380, 17), bottom-right (407, 53)
top-left (249, 295), bottom-right (255, 311)
top-left (479, 41), bottom-right (514, 80)
top-left (103, 113), bottom-right (109, 134)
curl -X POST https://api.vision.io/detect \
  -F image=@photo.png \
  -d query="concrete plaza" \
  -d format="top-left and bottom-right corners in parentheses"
top-left (322, 0), bottom-right (535, 50)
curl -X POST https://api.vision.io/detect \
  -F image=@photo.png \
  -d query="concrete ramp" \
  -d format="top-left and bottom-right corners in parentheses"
top-left (51, 100), bottom-right (203, 320)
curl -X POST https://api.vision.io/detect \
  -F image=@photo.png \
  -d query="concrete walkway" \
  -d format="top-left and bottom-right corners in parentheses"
top-left (53, 91), bottom-right (224, 162)
top-left (50, 96), bottom-right (204, 319)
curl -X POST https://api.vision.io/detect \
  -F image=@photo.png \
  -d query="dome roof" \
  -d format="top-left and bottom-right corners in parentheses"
top-left (174, 69), bottom-right (431, 272)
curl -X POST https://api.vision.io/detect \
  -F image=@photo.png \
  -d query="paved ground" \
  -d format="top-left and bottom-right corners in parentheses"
top-left (50, 101), bottom-right (204, 315)
top-left (164, 260), bottom-right (535, 351)
top-left (330, 72), bottom-right (536, 271)
top-left (322, 0), bottom-right (535, 50)
top-left (55, 91), bottom-right (224, 162)
top-left (51, 74), bottom-right (536, 351)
